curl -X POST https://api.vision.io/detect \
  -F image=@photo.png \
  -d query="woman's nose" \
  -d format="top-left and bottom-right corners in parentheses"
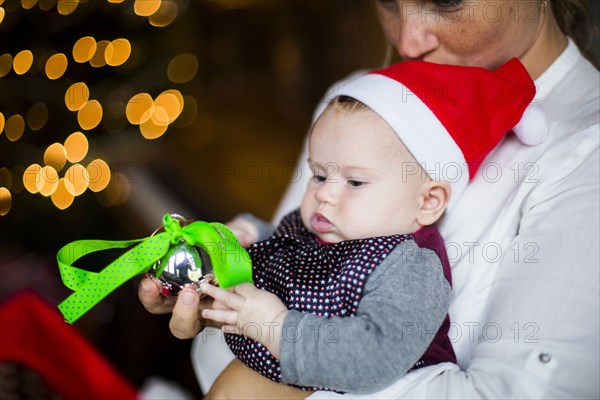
top-left (393, 5), bottom-right (440, 60)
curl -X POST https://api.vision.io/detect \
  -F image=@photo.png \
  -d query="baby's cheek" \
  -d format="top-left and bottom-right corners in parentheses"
top-left (299, 195), bottom-right (313, 229)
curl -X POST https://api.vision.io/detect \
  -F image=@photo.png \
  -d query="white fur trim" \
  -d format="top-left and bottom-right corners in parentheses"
top-left (513, 106), bottom-right (549, 146)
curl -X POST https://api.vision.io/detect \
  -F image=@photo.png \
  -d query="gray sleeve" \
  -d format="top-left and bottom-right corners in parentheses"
top-left (234, 213), bottom-right (276, 242)
top-left (279, 241), bottom-right (451, 393)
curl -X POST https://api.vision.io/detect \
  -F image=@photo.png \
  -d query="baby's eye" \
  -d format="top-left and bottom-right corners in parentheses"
top-left (347, 180), bottom-right (365, 188)
top-left (313, 174), bottom-right (326, 183)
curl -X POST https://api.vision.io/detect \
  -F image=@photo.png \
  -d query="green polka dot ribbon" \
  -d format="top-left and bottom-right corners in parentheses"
top-left (57, 214), bottom-right (253, 324)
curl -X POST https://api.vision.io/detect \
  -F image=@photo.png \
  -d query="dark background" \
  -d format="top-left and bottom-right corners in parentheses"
top-left (0, 1), bottom-right (385, 396)
top-left (0, 0), bottom-right (598, 397)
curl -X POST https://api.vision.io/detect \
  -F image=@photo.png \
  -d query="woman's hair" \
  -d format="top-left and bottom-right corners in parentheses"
top-left (552, 0), bottom-right (599, 66)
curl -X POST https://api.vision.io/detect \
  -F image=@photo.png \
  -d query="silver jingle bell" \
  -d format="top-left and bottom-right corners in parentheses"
top-left (149, 214), bottom-right (216, 297)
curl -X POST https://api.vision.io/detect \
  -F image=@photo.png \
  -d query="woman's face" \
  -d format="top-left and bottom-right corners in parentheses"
top-left (376, 0), bottom-right (544, 70)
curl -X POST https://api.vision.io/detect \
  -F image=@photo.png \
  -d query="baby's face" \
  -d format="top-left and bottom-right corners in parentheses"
top-left (300, 106), bottom-right (426, 243)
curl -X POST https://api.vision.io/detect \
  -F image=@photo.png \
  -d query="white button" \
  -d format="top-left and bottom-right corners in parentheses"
top-left (538, 352), bottom-right (552, 363)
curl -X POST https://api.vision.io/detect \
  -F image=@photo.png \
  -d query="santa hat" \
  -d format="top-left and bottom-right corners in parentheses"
top-left (332, 58), bottom-right (547, 207)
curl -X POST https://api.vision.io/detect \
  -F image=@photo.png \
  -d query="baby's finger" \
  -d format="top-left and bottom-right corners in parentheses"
top-left (201, 283), bottom-right (245, 310)
top-left (232, 282), bottom-right (260, 297)
top-left (221, 324), bottom-right (242, 335)
top-left (202, 308), bottom-right (239, 325)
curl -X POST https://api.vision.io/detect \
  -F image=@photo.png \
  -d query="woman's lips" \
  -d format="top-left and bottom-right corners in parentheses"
top-left (311, 212), bottom-right (334, 233)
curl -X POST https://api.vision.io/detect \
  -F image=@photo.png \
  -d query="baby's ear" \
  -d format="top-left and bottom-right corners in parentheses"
top-left (416, 181), bottom-right (451, 226)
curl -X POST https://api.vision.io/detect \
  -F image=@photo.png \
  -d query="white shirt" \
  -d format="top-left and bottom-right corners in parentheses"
top-left (192, 40), bottom-right (599, 399)
top-left (281, 40), bottom-right (599, 399)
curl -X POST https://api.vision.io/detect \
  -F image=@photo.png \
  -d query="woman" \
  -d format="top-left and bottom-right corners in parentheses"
top-left (139, 0), bottom-right (599, 398)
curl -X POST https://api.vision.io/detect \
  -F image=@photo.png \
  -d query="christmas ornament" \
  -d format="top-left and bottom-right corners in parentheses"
top-left (56, 214), bottom-right (253, 323)
top-left (147, 214), bottom-right (217, 297)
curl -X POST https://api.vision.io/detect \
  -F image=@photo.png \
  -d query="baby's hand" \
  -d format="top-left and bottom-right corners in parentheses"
top-left (226, 218), bottom-right (259, 247)
top-left (201, 283), bottom-right (288, 358)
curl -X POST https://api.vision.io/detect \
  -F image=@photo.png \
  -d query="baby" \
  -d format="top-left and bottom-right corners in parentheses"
top-left (201, 58), bottom-right (541, 393)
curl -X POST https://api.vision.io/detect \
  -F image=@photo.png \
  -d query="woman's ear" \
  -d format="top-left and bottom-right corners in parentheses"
top-left (416, 181), bottom-right (451, 226)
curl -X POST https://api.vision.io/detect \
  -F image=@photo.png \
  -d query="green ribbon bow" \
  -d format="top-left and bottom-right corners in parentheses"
top-left (57, 214), bottom-right (253, 324)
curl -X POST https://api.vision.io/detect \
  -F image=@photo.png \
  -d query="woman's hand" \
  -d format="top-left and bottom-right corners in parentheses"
top-left (201, 282), bottom-right (288, 358)
top-left (138, 276), bottom-right (220, 339)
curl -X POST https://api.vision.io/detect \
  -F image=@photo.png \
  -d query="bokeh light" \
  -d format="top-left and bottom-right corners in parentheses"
top-left (140, 116), bottom-right (168, 139)
top-left (167, 53), bottom-right (198, 83)
top-left (154, 90), bottom-right (183, 124)
top-left (0, 187), bottom-right (11, 216)
top-left (36, 165), bottom-right (59, 197)
top-left (64, 131), bottom-right (89, 163)
top-left (13, 50), bottom-right (33, 75)
top-left (26, 102), bottom-right (49, 131)
top-left (87, 159), bottom-right (111, 192)
top-left (21, 0), bottom-right (37, 10)
top-left (64, 163), bottom-right (89, 196)
top-left (149, 0), bottom-right (178, 27)
top-left (73, 36), bottom-right (97, 63)
top-left (105, 38), bottom-right (131, 67)
top-left (51, 178), bottom-right (75, 209)
top-left (45, 53), bottom-right (68, 79)
top-left (77, 99), bottom-right (103, 130)
top-left (90, 40), bottom-right (110, 68)
top-left (5, 114), bottom-right (25, 141)
top-left (44, 143), bottom-right (68, 171)
top-left (65, 82), bottom-right (90, 111)
top-left (126, 93), bottom-right (154, 125)
top-left (134, 0), bottom-right (161, 17)
top-left (23, 164), bottom-right (42, 194)
top-left (150, 106), bottom-right (169, 127)
top-left (2, 0), bottom-right (224, 215)
top-left (161, 89), bottom-right (183, 110)
top-left (0, 54), bottom-right (12, 77)
top-left (57, 0), bottom-right (78, 15)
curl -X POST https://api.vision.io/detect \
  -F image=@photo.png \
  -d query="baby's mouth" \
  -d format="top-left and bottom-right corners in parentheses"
top-left (310, 212), bottom-right (334, 234)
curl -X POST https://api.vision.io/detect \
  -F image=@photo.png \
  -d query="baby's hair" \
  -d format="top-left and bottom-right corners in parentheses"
top-left (328, 95), bottom-right (369, 112)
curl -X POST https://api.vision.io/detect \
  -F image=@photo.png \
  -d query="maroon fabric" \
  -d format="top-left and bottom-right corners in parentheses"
top-left (0, 290), bottom-right (138, 400)
top-left (414, 224), bottom-right (457, 366)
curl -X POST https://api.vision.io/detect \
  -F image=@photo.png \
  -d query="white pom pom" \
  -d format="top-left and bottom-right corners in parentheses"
top-left (513, 106), bottom-right (549, 146)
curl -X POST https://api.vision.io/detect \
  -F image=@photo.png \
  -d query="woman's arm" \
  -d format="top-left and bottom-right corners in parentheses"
top-left (204, 359), bottom-right (310, 400)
